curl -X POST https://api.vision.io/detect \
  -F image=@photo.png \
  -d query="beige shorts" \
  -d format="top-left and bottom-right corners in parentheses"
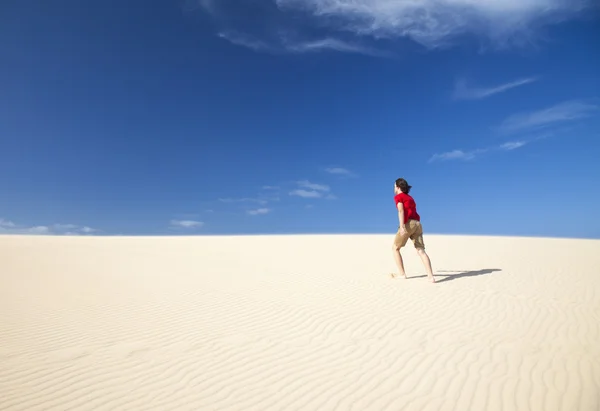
top-left (394, 219), bottom-right (425, 250)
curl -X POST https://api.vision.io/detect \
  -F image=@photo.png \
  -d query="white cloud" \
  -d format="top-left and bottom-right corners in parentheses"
top-left (431, 138), bottom-right (533, 162)
top-left (453, 77), bottom-right (538, 100)
top-left (501, 141), bottom-right (527, 150)
top-left (219, 30), bottom-right (388, 57)
top-left (429, 149), bottom-right (485, 162)
top-left (217, 188), bottom-right (277, 213)
top-left (218, 31), bottom-right (272, 52)
top-left (297, 180), bottom-right (330, 192)
top-left (290, 180), bottom-right (337, 198)
top-left (430, 102), bottom-right (589, 163)
top-left (0, 218), bottom-right (16, 228)
top-left (275, 0), bottom-right (592, 49)
top-left (325, 167), bottom-right (356, 176)
top-left (499, 100), bottom-right (599, 133)
top-left (289, 189), bottom-right (324, 198)
top-left (284, 37), bottom-right (391, 57)
top-left (247, 208), bottom-right (271, 216)
top-left (170, 219), bottom-right (204, 229)
top-left (0, 220), bottom-right (98, 235)
top-left (53, 224), bottom-right (99, 235)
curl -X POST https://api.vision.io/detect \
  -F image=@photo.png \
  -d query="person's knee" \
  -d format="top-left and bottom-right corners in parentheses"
top-left (416, 247), bottom-right (427, 255)
top-left (392, 243), bottom-right (401, 251)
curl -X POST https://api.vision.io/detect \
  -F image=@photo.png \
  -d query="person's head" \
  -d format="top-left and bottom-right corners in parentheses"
top-left (395, 178), bottom-right (412, 194)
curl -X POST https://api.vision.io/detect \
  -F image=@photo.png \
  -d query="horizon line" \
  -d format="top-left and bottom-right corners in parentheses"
top-left (1, 233), bottom-right (598, 240)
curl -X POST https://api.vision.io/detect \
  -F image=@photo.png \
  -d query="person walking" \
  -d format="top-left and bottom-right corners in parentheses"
top-left (392, 178), bottom-right (436, 283)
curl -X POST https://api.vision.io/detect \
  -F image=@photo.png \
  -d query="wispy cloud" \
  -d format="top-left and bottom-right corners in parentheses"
top-left (430, 136), bottom-right (545, 162)
top-left (430, 99), bottom-right (596, 163)
top-left (453, 77), bottom-right (538, 100)
top-left (325, 167), bottom-right (356, 177)
top-left (498, 100), bottom-right (599, 133)
top-left (500, 141), bottom-right (528, 150)
top-left (218, 30), bottom-right (389, 57)
top-left (201, 0), bottom-right (594, 56)
top-left (247, 208), bottom-right (271, 216)
top-left (275, 0), bottom-right (592, 49)
top-left (289, 189), bottom-right (324, 198)
top-left (284, 38), bottom-right (391, 57)
top-left (0, 219), bottom-right (99, 235)
top-left (54, 224), bottom-right (99, 235)
top-left (169, 219), bottom-right (204, 229)
top-left (297, 180), bottom-right (330, 192)
top-left (218, 31), bottom-right (272, 52)
top-left (429, 149), bottom-right (486, 163)
top-left (56, 224), bottom-right (99, 235)
top-left (216, 186), bottom-right (279, 215)
top-left (290, 180), bottom-right (334, 198)
top-left (0, 218), bottom-right (16, 228)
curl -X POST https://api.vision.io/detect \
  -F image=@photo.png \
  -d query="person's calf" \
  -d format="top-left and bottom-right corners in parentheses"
top-left (392, 245), bottom-right (407, 279)
top-left (416, 248), bottom-right (436, 282)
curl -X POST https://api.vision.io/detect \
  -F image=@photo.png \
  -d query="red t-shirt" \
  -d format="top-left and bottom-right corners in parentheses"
top-left (394, 193), bottom-right (421, 224)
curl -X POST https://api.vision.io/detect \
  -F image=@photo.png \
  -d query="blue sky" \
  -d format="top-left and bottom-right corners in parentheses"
top-left (1, 0), bottom-right (599, 238)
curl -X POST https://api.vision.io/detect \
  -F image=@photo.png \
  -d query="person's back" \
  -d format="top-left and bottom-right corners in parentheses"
top-left (394, 191), bottom-right (420, 224)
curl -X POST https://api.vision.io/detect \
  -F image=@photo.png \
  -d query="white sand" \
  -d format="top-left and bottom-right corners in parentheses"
top-left (1, 234), bottom-right (599, 411)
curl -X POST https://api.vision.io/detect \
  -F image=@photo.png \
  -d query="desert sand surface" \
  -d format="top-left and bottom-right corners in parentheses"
top-left (1, 234), bottom-right (599, 411)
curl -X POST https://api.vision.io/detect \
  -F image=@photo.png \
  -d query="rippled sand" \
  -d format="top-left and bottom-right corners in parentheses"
top-left (1, 234), bottom-right (599, 411)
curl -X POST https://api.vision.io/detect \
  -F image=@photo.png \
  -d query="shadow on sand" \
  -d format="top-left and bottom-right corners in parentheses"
top-left (409, 269), bottom-right (502, 283)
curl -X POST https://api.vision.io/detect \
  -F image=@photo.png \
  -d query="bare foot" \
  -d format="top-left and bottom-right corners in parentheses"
top-left (428, 275), bottom-right (436, 283)
top-left (391, 273), bottom-right (407, 279)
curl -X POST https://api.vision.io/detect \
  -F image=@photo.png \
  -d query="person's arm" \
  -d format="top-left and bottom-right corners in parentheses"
top-left (397, 202), bottom-right (406, 234)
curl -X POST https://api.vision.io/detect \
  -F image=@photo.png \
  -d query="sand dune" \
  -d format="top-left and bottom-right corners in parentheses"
top-left (1, 234), bottom-right (599, 411)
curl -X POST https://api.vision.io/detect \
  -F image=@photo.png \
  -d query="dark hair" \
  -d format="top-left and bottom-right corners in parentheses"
top-left (395, 178), bottom-right (412, 194)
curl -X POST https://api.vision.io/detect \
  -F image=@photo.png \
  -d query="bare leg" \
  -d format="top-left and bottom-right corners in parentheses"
top-left (416, 248), bottom-right (435, 283)
top-left (392, 245), bottom-right (407, 279)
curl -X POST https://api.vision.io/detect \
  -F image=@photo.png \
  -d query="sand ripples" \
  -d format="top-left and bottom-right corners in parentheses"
top-left (1, 235), bottom-right (599, 410)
